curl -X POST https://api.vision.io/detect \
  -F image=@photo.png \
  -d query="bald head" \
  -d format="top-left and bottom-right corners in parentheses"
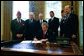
top-left (64, 5), bottom-right (71, 14)
top-left (39, 13), bottom-right (43, 20)
top-left (65, 5), bottom-right (71, 9)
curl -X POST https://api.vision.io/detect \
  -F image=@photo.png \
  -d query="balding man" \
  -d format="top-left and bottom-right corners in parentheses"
top-left (63, 5), bottom-right (78, 44)
top-left (37, 13), bottom-right (47, 31)
top-left (25, 12), bottom-right (38, 40)
top-left (11, 11), bottom-right (25, 40)
top-left (38, 13), bottom-right (47, 24)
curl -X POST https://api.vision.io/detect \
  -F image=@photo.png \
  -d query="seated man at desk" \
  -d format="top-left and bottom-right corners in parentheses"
top-left (34, 22), bottom-right (55, 42)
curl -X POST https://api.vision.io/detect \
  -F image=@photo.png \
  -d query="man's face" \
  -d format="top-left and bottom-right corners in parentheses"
top-left (17, 13), bottom-right (21, 19)
top-left (50, 12), bottom-right (54, 17)
top-left (42, 25), bottom-right (48, 32)
top-left (61, 12), bottom-right (66, 17)
top-left (29, 14), bottom-right (34, 19)
top-left (64, 7), bottom-right (70, 14)
top-left (39, 14), bottom-right (43, 20)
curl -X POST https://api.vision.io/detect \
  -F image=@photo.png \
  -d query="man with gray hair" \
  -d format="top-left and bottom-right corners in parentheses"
top-left (38, 13), bottom-right (47, 24)
top-left (25, 12), bottom-right (38, 40)
top-left (36, 13), bottom-right (47, 32)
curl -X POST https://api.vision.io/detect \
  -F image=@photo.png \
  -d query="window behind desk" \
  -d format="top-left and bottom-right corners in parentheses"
top-left (12, 1), bottom-right (29, 21)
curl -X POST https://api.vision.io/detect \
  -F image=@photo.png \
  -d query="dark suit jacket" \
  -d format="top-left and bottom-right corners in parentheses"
top-left (48, 17), bottom-right (59, 36)
top-left (60, 13), bottom-right (78, 45)
top-left (24, 19), bottom-right (38, 40)
top-left (62, 13), bottom-right (78, 37)
top-left (11, 19), bottom-right (25, 40)
top-left (60, 18), bottom-right (66, 36)
top-left (35, 30), bottom-right (56, 42)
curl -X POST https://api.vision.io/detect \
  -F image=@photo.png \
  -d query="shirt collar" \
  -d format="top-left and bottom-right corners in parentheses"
top-left (30, 19), bottom-right (33, 22)
top-left (67, 12), bottom-right (71, 18)
top-left (43, 30), bottom-right (47, 34)
top-left (40, 19), bottom-right (43, 22)
top-left (51, 16), bottom-right (54, 20)
top-left (17, 18), bottom-right (21, 22)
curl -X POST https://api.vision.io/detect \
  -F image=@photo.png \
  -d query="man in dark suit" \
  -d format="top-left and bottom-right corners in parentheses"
top-left (48, 11), bottom-right (59, 40)
top-left (11, 11), bottom-right (25, 40)
top-left (35, 22), bottom-right (55, 42)
top-left (38, 13), bottom-right (47, 23)
top-left (60, 10), bottom-right (66, 37)
top-left (25, 12), bottom-right (38, 40)
top-left (63, 5), bottom-right (78, 44)
top-left (37, 13), bottom-right (47, 31)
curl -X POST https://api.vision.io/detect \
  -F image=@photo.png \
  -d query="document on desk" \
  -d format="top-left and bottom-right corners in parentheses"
top-left (20, 40), bottom-right (42, 43)
top-left (20, 41), bottom-right (32, 43)
top-left (20, 39), bottom-right (48, 44)
top-left (32, 41), bottom-right (42, 43)
top-left (41, 39), bottom-right (48, 41)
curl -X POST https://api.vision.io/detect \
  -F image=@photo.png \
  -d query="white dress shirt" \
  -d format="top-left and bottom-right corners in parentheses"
top-left (51, 16), bottom-right (54, 21)
top-left (40, 19), bottom-right (43, 24)
top-left (17, 18), bottom-right (21, 23)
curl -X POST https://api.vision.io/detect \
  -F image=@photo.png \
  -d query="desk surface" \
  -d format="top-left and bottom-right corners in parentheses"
top-left (1, 40), bottom-right (82, 55)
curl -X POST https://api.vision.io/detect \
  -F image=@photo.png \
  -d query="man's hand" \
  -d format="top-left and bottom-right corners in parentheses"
top-left (72, 34), bottom-right (76, 38)
top-left (41, 39), bottom-right (48, 42)
top-left (16, 34), bottom-right (23, 38)
top-left (33, 37), bottom-right (38, 41)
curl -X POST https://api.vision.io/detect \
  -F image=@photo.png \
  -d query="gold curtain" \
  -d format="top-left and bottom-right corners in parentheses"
top-left (1, 1), bottom-right (12, 41)
top-left (73, 1), bottom-right (79, 15)
top-left (72, 1), bottom-right (79, 46)
top-left (62, 1), bottom-right (79, 16)
top-left (1, 1), bottom-right (3, 41)
top-left (62, 1), bottom-right (71, 9)
top-left (35, 1), bottom-right (45, 19)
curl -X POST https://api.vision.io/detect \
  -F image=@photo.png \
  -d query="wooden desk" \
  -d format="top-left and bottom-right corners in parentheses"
top-left (1, 40), bottom-right (82, 55)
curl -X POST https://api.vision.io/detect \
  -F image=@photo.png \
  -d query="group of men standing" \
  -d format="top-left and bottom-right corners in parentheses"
top-left (11, 5), bottom-right (78, 44)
